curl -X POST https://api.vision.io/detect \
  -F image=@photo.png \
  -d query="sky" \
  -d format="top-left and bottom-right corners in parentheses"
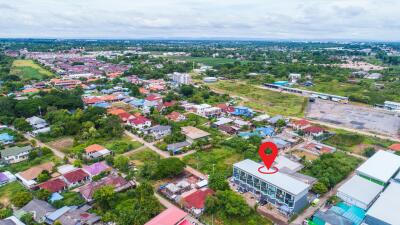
top-left (0, 0), bottom-right (400, 41)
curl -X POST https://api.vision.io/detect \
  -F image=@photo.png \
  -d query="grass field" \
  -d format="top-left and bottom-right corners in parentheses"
top-left (183, 147), bottom-right (244, 176)
top-left (47, 137), bottom-right (74, 153)
top-left (0, 155), bottom-right (60, 174)
top-left (207, 81), bottom-right (307, 117)
top-left (166, 56), bottom-right (238, 66)
top-left (202, 212), bottom-right (273, 225)
top-left (0, 182), bottom-right (27, 206)
top-left (10, 59), bottom-right (54, 81)
top-left (129, 148), bottom-right (160, 166)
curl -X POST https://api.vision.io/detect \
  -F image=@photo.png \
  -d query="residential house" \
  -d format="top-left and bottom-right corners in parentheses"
top-left (144, 125), bottom-right (172, 140)
top-left (165, 180), bottom-right (191, 197)
top-left (263, 137), bottom-right (291, 150)
top-left (82, 161), bottom-right (111, 177)
top-left (182, 188), bottom-right (214, 217)
top-left (127, 116), bottom-right (152, 130)
top-left (0, 216), bottom-right (25, 225)
top-left (45, 205), bottom-right (100, 225)
top-left (252, 114), bottom-right (270, 122)
top-left (145, 94), bottom-right (163, 105)
top-left (20, 199), bottom-right (56, 223)
top-left (255, 126), bottom-right (275, 137)
top-left (16, 162), bottom-right (54, 187)
top-left (84, 144), bottom-right (111, 159)
top-left (0, 145), bottom-right (33, 164)
top-left (388, 143), bottom-right (400, 153)
top-left (231, 106), bottom-right (254, 117)
top-left (215, 103), bottom-right (234, 114)
top-left (181, 126), bottom-right (210, 144)
top-left (0, 171), bottom-right (16, 186)
top-left (37, 178), bottom-right (68, 193)
top-left (233, 119), bottom-right (251, 128)
top-left (79, 174), bottom-right (135, 202)
top-left (290, 119), bottom-right (311, 130)
top-left (167, 141), bottom-right (191, 155)
top-left (218, 124), bottom-right (237, 135)
top-left (166, 111), bottom-right (186, 122)
top-left (0, 133), bottom-right (14, 145)
top-left (144, 206), bottom-right (188, 225)
top-left (193, 104), bottom-right (221, 117)
top-left (62, 169), bottom-right (90, 187)
top-left (303, 126), bottom-right (325, 137)
top-left (268, 115), bottom-right (285, 125)
top-left (26, 116), bottom-right (48, 130)
top-left (213, 117), bottom-right (233, 127)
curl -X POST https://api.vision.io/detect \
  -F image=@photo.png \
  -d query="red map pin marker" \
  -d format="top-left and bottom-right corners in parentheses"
top-left (258, 142), bottom-right (278, 169)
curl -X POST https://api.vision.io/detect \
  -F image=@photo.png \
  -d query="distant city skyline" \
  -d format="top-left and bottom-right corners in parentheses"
top-left (1, 0), bottom-right (400, 41)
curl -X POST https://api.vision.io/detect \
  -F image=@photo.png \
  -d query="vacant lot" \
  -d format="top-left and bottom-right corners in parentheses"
top-left (207, 81), bottom-right (307, 117)
top-left (291, 150), bottom-right (319, 161)
top-left (11, 59), bottom-right (53, 81)
top-left (129, 148), bottom-right (160, 166)
top-left (47, 137), bottom-right (74, 153)
top-left (183, 147), bottom-right (244, 176)
top-left (307, 99), bottom-right (400, 138)
top-left (0, 182), bottom-right (27, 206)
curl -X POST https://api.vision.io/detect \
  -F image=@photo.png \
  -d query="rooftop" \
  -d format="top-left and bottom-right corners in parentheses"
top-left (1, 145), bottom-right (32, 158)
top-left (38, 178), bottom-right (68, 193)
top-left (144, 206), bottom-right (187, 225)
top-left (356, 150), bottom-right (400, 184)
top-left (366, 182), bottom-right (400, 225)
top-left (233, 159), bottom-right (310, 196)
top-left (17, 162), bottom-right (54, 181)
top-left (63, 169), bottom-right (89, 184)
top-left (181, 126), bottom-right (210, 140)
top-left (85, 144), bottom-right (106, 154)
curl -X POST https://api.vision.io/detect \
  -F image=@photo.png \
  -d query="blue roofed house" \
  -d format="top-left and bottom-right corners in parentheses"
top-left (167, 141), bottom-right (191, 155)
top-left (255, 126), bottom-right (275, 137)
top-left (263, 137), bottom-right (290, 150)
top-left (92, 102), bottom-right (111, 108)
top-left (231, 106), bottom-right (254, 117)
top-left (0, 133), bottom-right (14, 145)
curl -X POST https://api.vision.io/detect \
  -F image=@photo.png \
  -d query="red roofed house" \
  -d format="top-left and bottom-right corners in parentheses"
top-left (83, 97), bottom-right (103, 105)
top-left (145, 94), bottom-right (163, 104)
top-left (84, 144), bottom-right (111, 159)
top-left (182, 188), bottom-right (214, 217)
top-left (117, 112), bottom-right (135, 122)
top-left (388, 143), bottom-right (400, 152)
top-left (128, 116), bottom-right (151, 130)
top-left (215, 103), bottom-right (234, 114)
top-left (291, 119), bottom-right (311, 130)
top-left (145, 206), bottom-right (187, 225)
top-left (37, 178), bottom-right (67, 193)
top-left (63, 169), bottom-right (90, 187)
top-left (166, 111), bottom-right (186, 122)
top-left (303, 126), bottom-right (325, 137)
top-left (163, 101), bottom-right (177, 108)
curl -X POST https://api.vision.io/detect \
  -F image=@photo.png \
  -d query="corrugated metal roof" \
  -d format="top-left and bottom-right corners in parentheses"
top-left (233, 159), bottom-right (310, 196)
top-left (337, 175), bottom-right (383, 207)
top-left (366, 182), bottom-right (400, 225)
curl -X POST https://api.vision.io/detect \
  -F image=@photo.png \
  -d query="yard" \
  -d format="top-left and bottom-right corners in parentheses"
top-left (202, 211), bottom-right (273, 225)
top-left (10, 59), bottom-right (54, 81)
top-left (291, 150), bottom-right (319, 161)
top-left (129, 148), bottom-right (160, 166)
top-left (207, 81), bottom-right (307, 117)
top-left (183, 147), bottom-right (244, 176)
top-left (0, 154), bottom-right (60, 174)
top-left (0, 181), bottom-right (27, 207)
top-left (47, 137), bottom-right (74, 153)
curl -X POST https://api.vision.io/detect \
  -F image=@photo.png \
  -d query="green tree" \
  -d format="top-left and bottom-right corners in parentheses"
top-left (20, 213), bottom-right (36, 225)
top-left (93, 185), bottom-right (115, 209)
top-left (13, 118), bottom-right (32, 131)
top-left (114, 155), bottom-right (130, 172)
top-left (37, 170), bottom-right (51, 182)
top-left (0, 208), bottom-right (12, 219)
top-left (208, 172), bottom-right (229, 191)
top-left (34, 189), bottom-right (51, 201)
top-left (312, 182), bottom-right (328, 194)
top-left (11, 192), bottom-right (33, 208)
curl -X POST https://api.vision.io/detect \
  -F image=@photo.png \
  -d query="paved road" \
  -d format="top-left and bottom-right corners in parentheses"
top-left (124, 130), bottom-right (207, 178)
top-left (291, 172), bottom-right (357, 225)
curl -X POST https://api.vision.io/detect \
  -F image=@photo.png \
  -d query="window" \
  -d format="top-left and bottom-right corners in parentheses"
top-left (254, 177), bottom-right (260, 190)
top-left (268, 185), bottom-right (276, 197)
top-left (261, 181), bottom-right (267, 193)
top-left (276, 189), bottom-right (285, 202)
top-left (240, 171), bottom-right (246, 182)
top-left (246, 174), bottom-right (253, 185)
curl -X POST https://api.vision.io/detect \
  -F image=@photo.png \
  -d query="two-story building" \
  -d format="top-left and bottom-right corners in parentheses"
top-left (0, 145), bottom-right (33, 164)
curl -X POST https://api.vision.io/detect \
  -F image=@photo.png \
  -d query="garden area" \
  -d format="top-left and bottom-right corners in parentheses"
top-left (0, 181), bottom-right (27, 207)
top-left (129, 148), bottom-right (160, 166)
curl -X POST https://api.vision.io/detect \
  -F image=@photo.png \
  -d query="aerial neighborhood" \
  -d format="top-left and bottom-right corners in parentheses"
top-left (0, 39), bottom-right (400, 225)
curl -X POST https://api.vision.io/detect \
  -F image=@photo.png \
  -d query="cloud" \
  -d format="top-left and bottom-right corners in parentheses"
top-left (0, 0), bottom-right (399, 40)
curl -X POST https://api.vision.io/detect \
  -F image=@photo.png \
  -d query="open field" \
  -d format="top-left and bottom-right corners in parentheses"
top-left (47, 137), bottom-right (74, 153)
top-left (129, 148), bottom-right (160, 166)
top-left (183, 147), bottom-right (244, 176)
top-left (207, 80), bottom-right (307, 117)
top-left (166, 56), bottom-right (238, 66)
top-left (291, 150), bottom-right (319, 161)
top-left (0, 182), bottom-right (27, 206)
top-left (307, 99), bottom-right (400, 138)
top-left (10, 59), bottom-right (54, 81)
top-left (0, 155), bottom-right (60, 174)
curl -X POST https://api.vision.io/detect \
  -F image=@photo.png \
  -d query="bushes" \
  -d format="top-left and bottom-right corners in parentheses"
top-left (324, 133), bottom-right (364, 148)
top-left (140, 157), bottom-right (185, 180)
top-left (11, 192), bottom-right (33, 208)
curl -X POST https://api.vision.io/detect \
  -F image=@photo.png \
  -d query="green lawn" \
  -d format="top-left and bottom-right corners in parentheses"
top-left (183, 147), bottom-right (243, 176)
top-left (166, 56), bottom-right (239, 66)
top-left (10, 59), bottom-right (54, 81)
top-left (202, 212), bottom-right (273, 225)
top-left (129, 148), bottom-right (160, 166)
top-left (0, 182), bottom-right (27, 206)
top-left (207, 81), bottom-right (307, 117)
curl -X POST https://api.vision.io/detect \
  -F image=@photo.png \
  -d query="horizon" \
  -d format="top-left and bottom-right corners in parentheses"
top-left (1, 0), bottom-right (400, 41)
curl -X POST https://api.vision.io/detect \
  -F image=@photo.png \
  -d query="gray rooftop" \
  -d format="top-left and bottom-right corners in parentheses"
top-left (21, 199), bottom-right (55, 221)
top-left (356, 150), bottom-right (400, 184)
top-left (145, 125), bottom-right (171, 132)
top-left (337, 175), bottom-right (384, 207)
top-left (233, 159), bottom-right (310, 196)
top-left (366, 182), bottom-right (400, 225)
top-left (1, 145), bottom-right (33, 158)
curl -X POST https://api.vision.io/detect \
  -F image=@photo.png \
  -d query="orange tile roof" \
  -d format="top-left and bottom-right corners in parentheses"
top-left (107, 108), bottom-right (127, 116)
top-left (18, 162), bottom-right (54, 181)
top-left (22, 88), bottom-right (40, 93)
top-left (389, 143), bottom-right (400, 152)
top-left (85, 144), bottom-right (106, 153)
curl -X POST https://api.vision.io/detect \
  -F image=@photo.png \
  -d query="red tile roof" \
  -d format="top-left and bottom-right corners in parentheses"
top-left (118, 112), bottom-right (134, 121)
top-left (38, 178), bottom-right (67, 193)
top-left (129, 116), bottom-right (150, 125)
top-left (145, 207), bottom-right (187, 225)
top-left (145, 94), bottom-right (162, 101)
top-left (63, 169), bottom-right (89, 184)
top-left (166, 111), bottom-right (184, 121)
top-left (389, 143), bottom-right (400, 152)
top-left (183, 188), bottom-right (214, 209)
top-left (215, 103), bottom-right (234, 113)
top-left (303, 126), bottom-right (325, 134)
top-left (163, 101), bottom-right (176, 107)
top-left (293, 119), bottom-right (310, 127)
top-left (83, 97), bottom-right (102, 104)
top-left (85, 144), bottom-right (106, 154)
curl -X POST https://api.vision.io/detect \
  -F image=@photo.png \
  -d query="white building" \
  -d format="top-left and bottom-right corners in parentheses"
top-left (171, 72), bottom-right (191, 85)
top-left (289, 73), bottom-right (301, 83)
top-left (337, 175), bottom-right (384, 210)
top-left (384, 101), bottom-right (400, 111)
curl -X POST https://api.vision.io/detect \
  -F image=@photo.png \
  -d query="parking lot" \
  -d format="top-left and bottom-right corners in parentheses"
top-left (306, 99), bottom-right (400, 138)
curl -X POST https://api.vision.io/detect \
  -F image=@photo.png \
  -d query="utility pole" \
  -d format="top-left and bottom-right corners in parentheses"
top-left (38, 106), bottom-right (42, 116)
